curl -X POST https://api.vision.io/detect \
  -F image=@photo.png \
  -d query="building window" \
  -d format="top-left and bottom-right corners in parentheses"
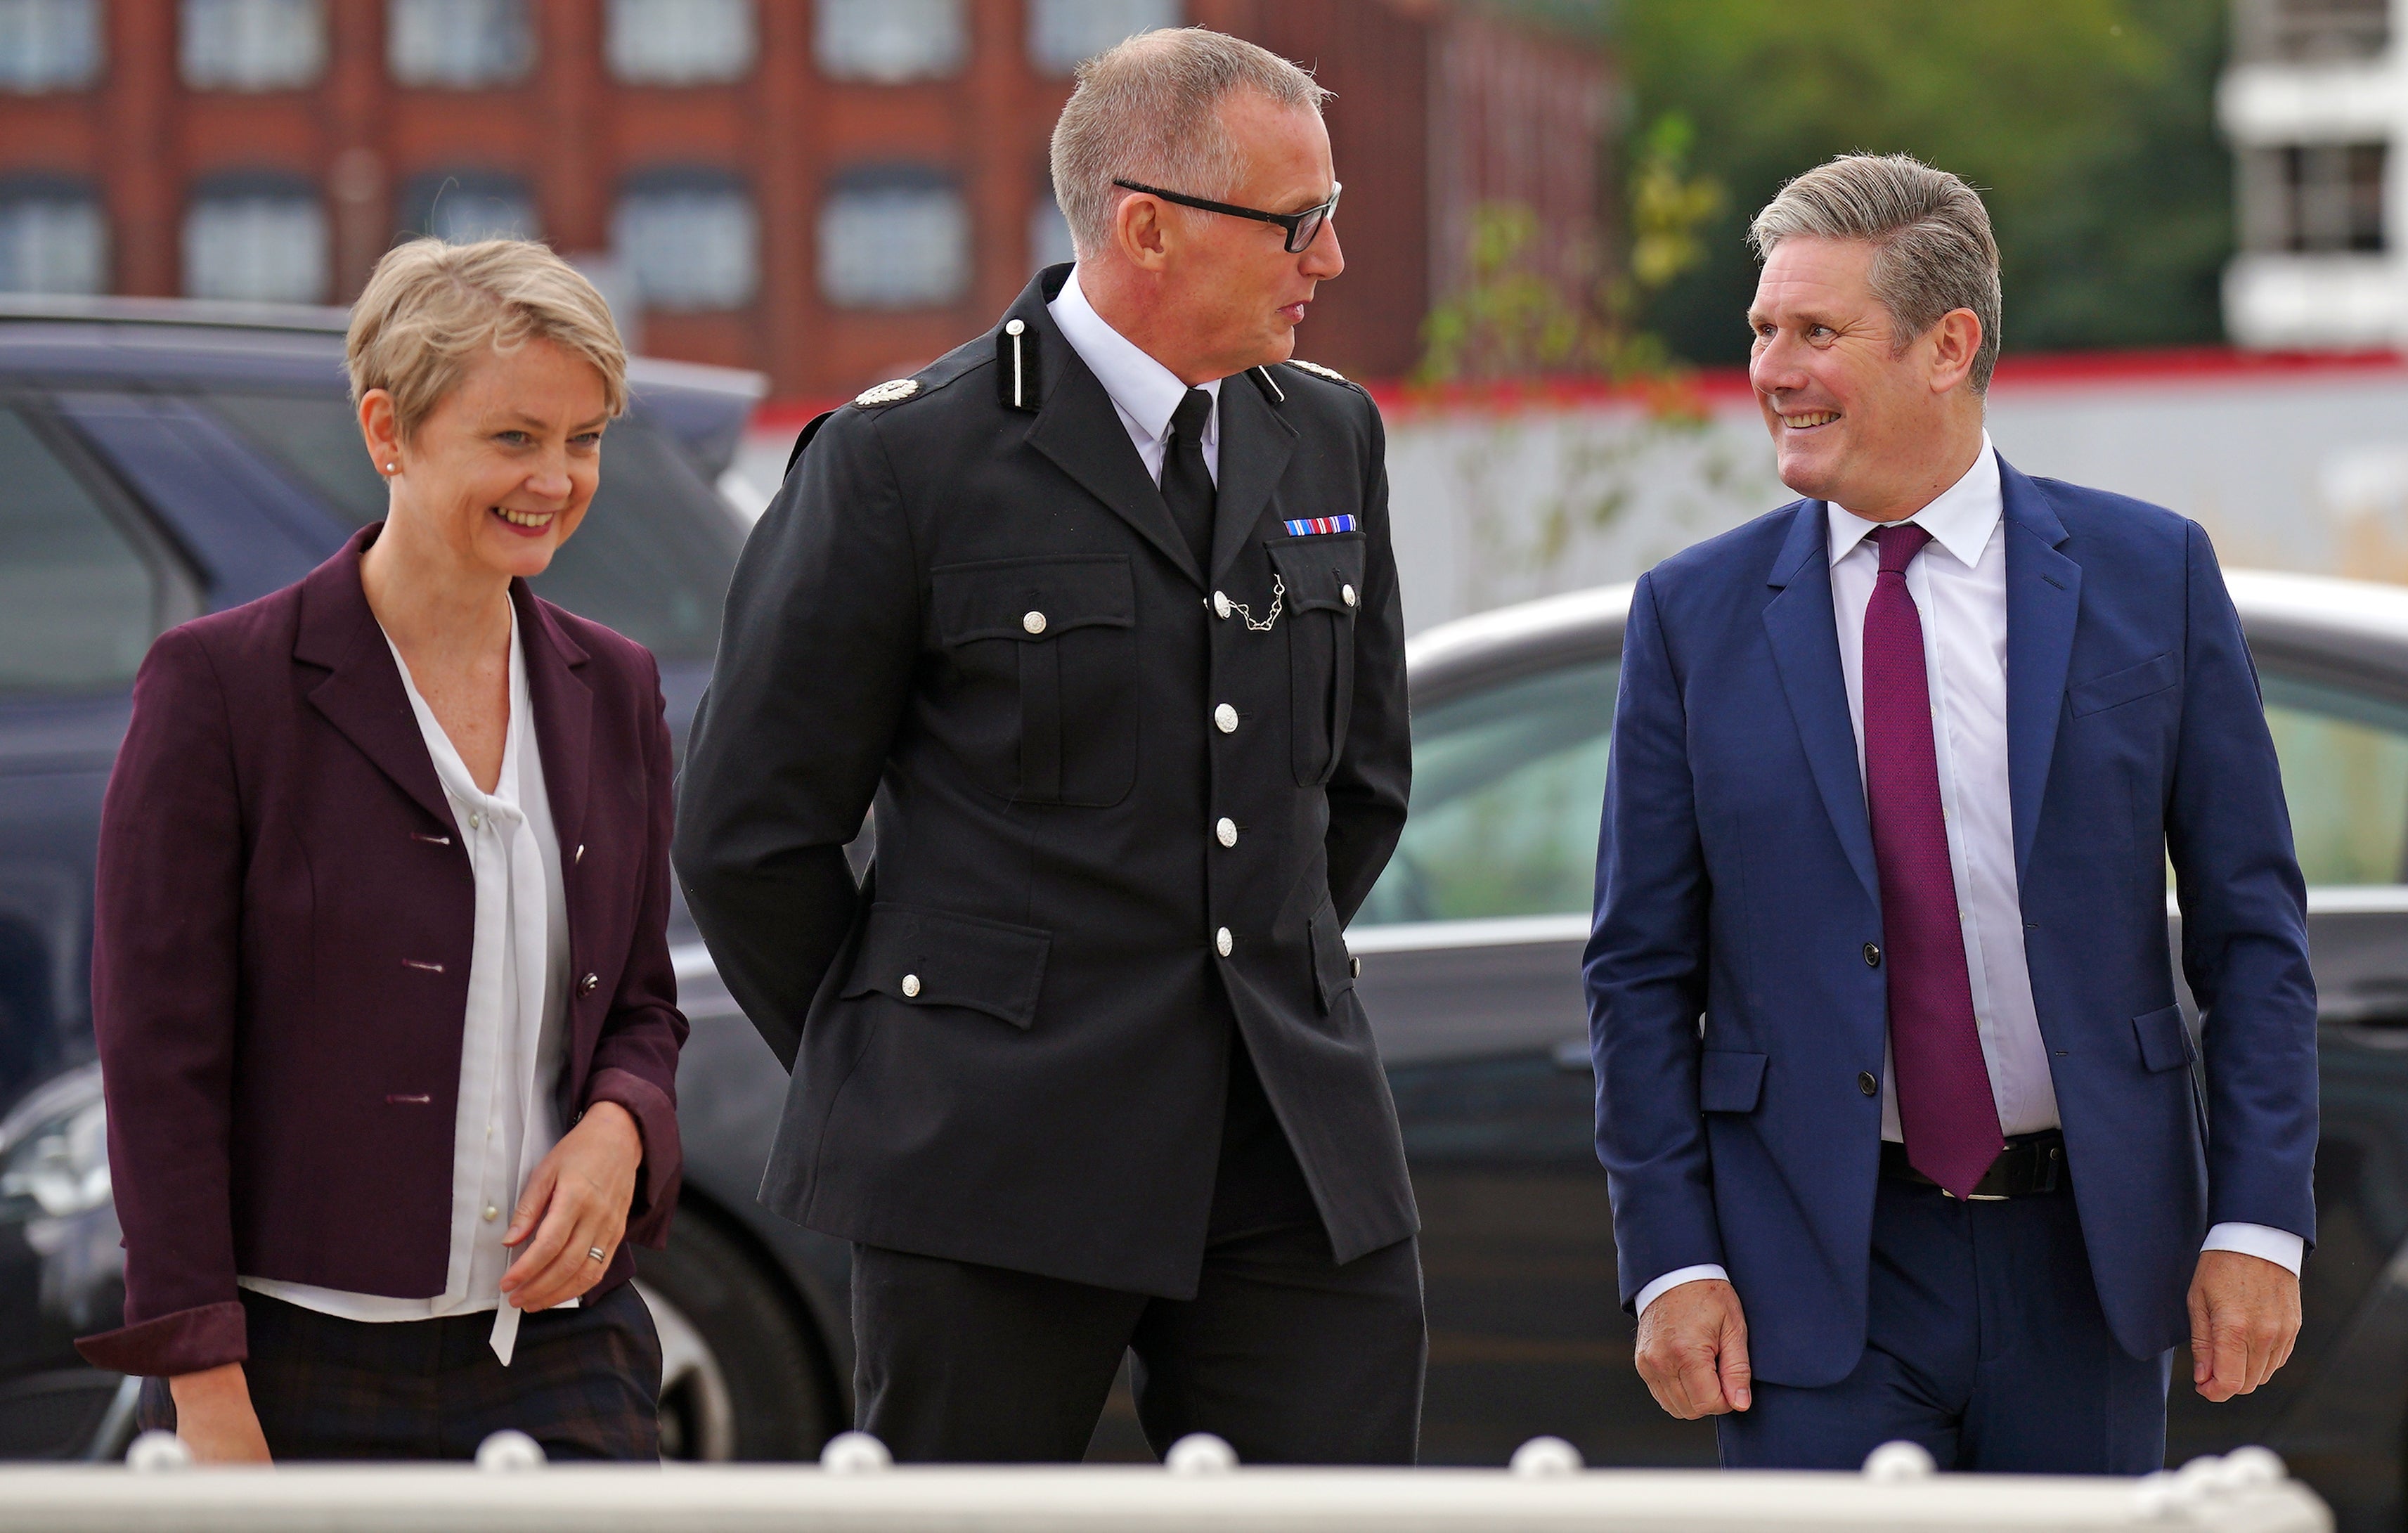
top-left (1028, 0), bottom-right (1177, 75)
top-left (2243, 143), bottom-right (2387, 254)
top-left (181, 0), bottom-right (326, 90)
top-left (607, 0), bottom-right (753, 84)
top-left (389, 0), bottom-right (533, 89)
top-left (403, 171), bottom-right (540, 244)
top-left (821, 167), bottom-right (969, 309)
top-left (0, 179), bottom-right (105, 293)
top-left (2235, 0), bottom-right (2389, 63)
top-left (614, 170), bottom-right (757, 311)
top-left (1029, 194), bottom-right (1075, 272)
top-left (0, 0), bottom-right (101, 92)
top-left (184, 176), bottom-right (329, 302)
top-left (815, 0), bottom-right (964, 83)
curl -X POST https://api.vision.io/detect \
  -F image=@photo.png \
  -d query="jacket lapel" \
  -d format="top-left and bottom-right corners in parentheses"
top-left (1999, 460), bottom-right (2081, 882)
top-left (1762, 501), bottom-right (1880, 905)
top-left (1208, 374), bottom-right (1297, 584)
top-left (517, 583), bottom-right (592, 880)
top-left (294, 527), bottom-right (457, 834)
top-left (1021, 291), bottom-right (1204, 588)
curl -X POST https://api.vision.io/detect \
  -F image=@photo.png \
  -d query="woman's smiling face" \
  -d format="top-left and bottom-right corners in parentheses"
top-left (382, 336), bottom-right (609, 581)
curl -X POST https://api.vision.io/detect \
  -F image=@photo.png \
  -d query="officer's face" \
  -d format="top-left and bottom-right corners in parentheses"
top-left (1154, 91), bottom-right (1345, 379)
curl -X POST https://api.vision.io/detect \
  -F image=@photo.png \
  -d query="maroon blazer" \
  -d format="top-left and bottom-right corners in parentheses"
top-left (77, 526), bottom-right (687, 1378)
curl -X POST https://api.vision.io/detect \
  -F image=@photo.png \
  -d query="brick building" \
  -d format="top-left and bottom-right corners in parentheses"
top-left (0, 0), bottom-right (1610, 396)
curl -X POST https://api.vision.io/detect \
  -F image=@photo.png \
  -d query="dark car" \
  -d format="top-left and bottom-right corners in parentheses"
top-left (8, 299), bottom-right (2408, 1527)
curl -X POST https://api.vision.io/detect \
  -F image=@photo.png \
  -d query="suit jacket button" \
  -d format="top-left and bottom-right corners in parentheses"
top-left (1863, 942), bottom-right (1882, 968)
top-left (1214, 704), bottom-right (1239, 734)
top-left (1212, 591), bottom-right (1232, 620)
top-left (1341, 583), bottom-right (1358, 607)
top-left (1022, 611), bottom-right (1047, 635)
top-left (901, 974), bottom-right (921, 997)
top-left (1215, 927), bottom-right (1234, 957)
top-left (1215, 817), bottom-right (1238, 847)
top-left (1858, 1070), bottom-right (1879, 1097)
top-left (578, 972), bottom-right (600, 996)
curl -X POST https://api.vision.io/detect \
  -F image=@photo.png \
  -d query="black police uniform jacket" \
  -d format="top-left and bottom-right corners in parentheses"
top-left (674, 266), bottom-right (1417, 1298)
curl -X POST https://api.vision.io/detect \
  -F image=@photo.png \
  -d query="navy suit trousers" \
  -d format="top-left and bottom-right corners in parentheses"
top-left (1717, 1177), bottom-right (2171, 1473)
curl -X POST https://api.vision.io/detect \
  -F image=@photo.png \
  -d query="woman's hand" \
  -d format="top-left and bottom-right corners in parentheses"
top-left (500, 1100), bottom-right (642, 1313)
top-left (169, 1362), bottom-right (272, 1463)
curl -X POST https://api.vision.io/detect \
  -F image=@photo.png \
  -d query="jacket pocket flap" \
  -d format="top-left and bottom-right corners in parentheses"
top-left (2070, 651), bottom-right (2178, 717)
top-left (1699, 1049), bottom-right (1768, 1113)
top-left (840, 903), bottom-right (1052, 1029)
top-left (2132, 1004), bottom-right (2196, 1073)
top-left (932, 556), bottom-right (1134, 644)
top-left (1265, 533), bottom-right (1368, 614)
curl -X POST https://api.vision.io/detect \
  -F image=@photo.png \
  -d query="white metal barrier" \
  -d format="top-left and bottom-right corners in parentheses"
top-left (0, 1431), bottom-right (2329, 1532)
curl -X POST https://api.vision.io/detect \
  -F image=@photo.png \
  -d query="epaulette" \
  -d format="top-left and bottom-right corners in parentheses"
top-left (852, 378), bottom-right (920, 408)
top-left (1285, 358), bottom-right (1349, 384)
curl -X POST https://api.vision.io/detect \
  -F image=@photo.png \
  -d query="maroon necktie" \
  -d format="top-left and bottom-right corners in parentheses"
top-left (1863, 523), bottom-right (2003, 1198)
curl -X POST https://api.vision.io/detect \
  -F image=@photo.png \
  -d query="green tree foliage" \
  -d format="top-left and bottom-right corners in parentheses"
top-left (1603, 0), bottom-right (2233, 365)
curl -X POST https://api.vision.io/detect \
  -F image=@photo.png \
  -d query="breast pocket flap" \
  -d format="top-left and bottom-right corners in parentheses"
top-left (2132, 1004), bottom-right (2197, 1073)
top-left (1700, 1049), bottom-right (1768, 1113)
top-left (932, 556), bottom-right (1135, 645)
top-left (2069, 651), bottom-right (2178, 717)
top-left (1265, 533), bottom-right (1368, 614)
top-left (840, 903), bottom-right (1053, 1030)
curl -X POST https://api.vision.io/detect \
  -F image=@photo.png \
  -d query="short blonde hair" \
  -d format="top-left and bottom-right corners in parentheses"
top-left (347, 238), bottom-right (628, 441)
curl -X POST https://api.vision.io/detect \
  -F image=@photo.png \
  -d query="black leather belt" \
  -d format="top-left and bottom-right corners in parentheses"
top-left (1880, 1130), bottom-right (2067, 1198)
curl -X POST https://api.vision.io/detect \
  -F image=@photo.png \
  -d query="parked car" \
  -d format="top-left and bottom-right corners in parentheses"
top-left (6, 299), bottom-right (2408, 1528)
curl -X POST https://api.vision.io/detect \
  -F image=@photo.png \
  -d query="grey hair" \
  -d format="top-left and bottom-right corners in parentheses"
top-left (1748, 153), bottom-right (2004, 394)
top-left (1049, 27), bottom-right (1331, 260)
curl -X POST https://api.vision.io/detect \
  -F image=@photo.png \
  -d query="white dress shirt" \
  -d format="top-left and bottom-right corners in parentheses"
top-left (1048, 265), bottom-right (1220, 487)
top-left (240, 609), bottom-right (571, 1364)
top-left (1635, 435), bottom-right (2302, 1318)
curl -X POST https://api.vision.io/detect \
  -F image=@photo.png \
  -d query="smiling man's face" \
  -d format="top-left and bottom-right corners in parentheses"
top-left (1747, 234), bottom-right (1975, 518)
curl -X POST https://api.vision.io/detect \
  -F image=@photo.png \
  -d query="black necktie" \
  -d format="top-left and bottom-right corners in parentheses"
top-left (1162, 387), bottom-right (1215, 572)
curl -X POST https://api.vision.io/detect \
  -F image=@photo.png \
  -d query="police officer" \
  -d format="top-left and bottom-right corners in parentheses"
top-left (673, 27), bottom-right (1420, 1463)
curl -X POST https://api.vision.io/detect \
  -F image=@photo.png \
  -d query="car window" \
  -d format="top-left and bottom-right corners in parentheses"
top-left (1355, 659), bottom-right (1618, 925)
top-left (2261, 670), bottom-right (2408, 887)
top-left (198, 392), bottom-right (743, 663)
top-left (0, 408), bottom-right (157, 697)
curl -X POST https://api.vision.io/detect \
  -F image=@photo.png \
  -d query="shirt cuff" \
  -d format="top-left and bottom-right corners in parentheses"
top-left (1636, 1264), bottom-right (1730, 1317)
top-left (2203, 1222), bottom-right (2304, 1276)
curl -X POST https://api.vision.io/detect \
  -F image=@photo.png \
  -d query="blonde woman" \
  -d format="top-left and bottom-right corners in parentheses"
top-left (77, 239), bottom-right (687, 1461)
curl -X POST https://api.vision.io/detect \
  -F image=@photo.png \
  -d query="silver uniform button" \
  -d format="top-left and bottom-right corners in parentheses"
top-left (901, 974), bottom-right (921, 997)
top-left (1214, 704), bottom-right (1238, 734)
top-left (1212, 591), bottom-right (1231, 619)
top-left (1341, 583), bottom-right (1358, 608)
top-left (1023, 611), bottom-right (1047, 635)
top-left (1215, 927), bottom-right (1234, 957)
top-left (1215, 817), bottom-right (1237, 847)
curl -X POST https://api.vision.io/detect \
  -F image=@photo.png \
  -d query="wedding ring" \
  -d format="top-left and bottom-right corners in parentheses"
top-left (586, 1246), bottom-right (607, 1264)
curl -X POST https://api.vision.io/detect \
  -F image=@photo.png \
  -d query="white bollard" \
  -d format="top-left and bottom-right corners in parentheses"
top-left (1508, 1437), bottom-right (1584, 1477)
top-left (1860, 1440), bottom-right (1937, 1482)
top-left (1163, 1432), bottom-right (1238, 1475)
top-left (819, 1430), bottom-right (893, 1474)
top-left (124, 1430), bottom-right (191, 1473)
top-left (473, 1430), bottom-right (545, 1471)
top-left (2216, 1446), bottom-right (2286, 1490)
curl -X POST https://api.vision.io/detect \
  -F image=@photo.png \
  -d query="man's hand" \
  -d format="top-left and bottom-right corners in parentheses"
top-left (1635, 1278), bottom-right (1752, 1418)
top-left (2187, 1249), bottom-right (2301, 1402)
top-left (169, 1361), bottom-right (271, 1463)
top-left (501, 1101), bottom-right (642, 1314)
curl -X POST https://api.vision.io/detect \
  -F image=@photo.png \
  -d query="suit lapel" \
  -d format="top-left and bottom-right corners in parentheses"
top-left (1762, 502), bottom-right (1880, 905)
top-left (295, 529), bottom-right (457, 834)
top-left (1999, 461), bottom-right (2081, 882)
top-left (1208, 375), bottom-right (1297, 584)
top-left (517, 583), bottom-right (592, 880)
top-left (1023, 305), bottom-right (1204, 588)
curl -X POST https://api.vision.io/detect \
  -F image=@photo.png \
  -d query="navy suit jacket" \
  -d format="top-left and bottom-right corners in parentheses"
top-left (1584, 460), bottom-right (2317, 1386)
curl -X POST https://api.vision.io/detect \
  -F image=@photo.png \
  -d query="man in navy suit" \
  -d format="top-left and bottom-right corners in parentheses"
top-left (1584, 154), bottom-right (2317, 1471)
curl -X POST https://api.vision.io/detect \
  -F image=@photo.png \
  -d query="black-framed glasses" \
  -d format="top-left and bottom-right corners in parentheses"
top-left (1111, 179), bottom-right (1342, 254)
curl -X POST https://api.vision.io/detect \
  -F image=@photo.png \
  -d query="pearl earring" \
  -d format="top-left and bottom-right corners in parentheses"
top-left (384, 463), bottom-right (396, 473)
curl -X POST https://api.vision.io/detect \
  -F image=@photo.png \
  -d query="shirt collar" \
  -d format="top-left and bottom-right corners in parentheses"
top-left (1048, 265), bottom-right (1219, 450)
top-left (1827, 431), bottom-right (2001, 569)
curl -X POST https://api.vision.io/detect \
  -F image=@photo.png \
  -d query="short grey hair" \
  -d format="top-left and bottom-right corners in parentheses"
top-left (1049, 27), bottom-right (1331, 259)
top-left (1749, 153), bottom-right (2003, 394)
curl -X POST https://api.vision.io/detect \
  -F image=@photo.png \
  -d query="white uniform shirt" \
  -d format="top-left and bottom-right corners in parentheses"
top-left (240, 609), bottom-right (571, 1364)
top-left (1049, 265), bottom-right (1221, 486)
top-left (1634, 436), bottom-right (2302, 1317)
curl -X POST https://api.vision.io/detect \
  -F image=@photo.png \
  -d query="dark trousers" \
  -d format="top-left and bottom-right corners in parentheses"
top-left (1717, 1176), bottom-right (2171, 1473)
top-left (138, 1281), bottom-right (662, 1461)
top-left (850, 1037), bottom-right (1427, 1463)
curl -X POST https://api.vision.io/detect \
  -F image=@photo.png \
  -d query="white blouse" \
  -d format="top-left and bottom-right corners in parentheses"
top-left (239, 608), bottom-right (571, 1364)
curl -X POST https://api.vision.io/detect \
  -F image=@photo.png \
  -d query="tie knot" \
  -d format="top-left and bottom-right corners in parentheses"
top-left (1875, 522), bottom-right (1932, 576)
top-left (1171, 387), bottom-right (1212, 442)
